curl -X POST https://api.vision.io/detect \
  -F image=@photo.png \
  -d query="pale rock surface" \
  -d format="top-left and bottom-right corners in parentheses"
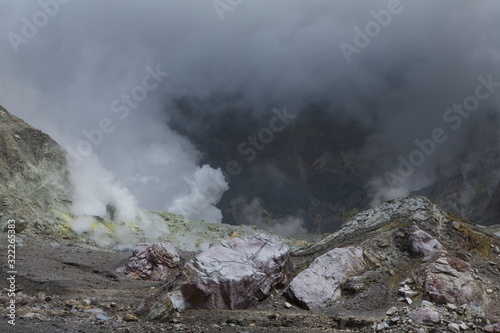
top-left (164, 234), bottom-right (289, 312)
top-left (284, 246), bottom-right (366, 309)
top-left (409, 307), bottom-right (440, 325)
top-left (409, 229), bottom-right (443, 256)
top-left (447, 322), bottom-right (460, 332)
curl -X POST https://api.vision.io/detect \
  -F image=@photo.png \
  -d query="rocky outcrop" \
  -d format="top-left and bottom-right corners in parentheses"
top-left (299, 196), bottom-right (447, 256)
top-left (117, 243), bottom-right (181, 281)
top-left (284, 246), bottom-right (366, 309)
top-left (284, 196), bottom-right (500, 323)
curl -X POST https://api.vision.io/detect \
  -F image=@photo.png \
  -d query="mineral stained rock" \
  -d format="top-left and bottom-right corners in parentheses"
top-left (424, 256), bottom-right (478, 305)
top-left (284, 246), bottom-right (366, 310)
top-left (117, 243), bottom-right (181, 281)
top-left (284, 196), bottom-right (500, 316)
top-left (300, 196), bottom-right (447, 256)
top-left (180, 234), bottom-right (289, 309)
top-left (147, 234), bottom-right (289, 318)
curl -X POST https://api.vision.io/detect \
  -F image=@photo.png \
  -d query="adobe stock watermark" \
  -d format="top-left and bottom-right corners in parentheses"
top-left (340, 0), bottom-right (409, 64)
top-left (7, 0), bottom-right (72, 54)
top-left (384, 74), bottom-right (500, 187)
top-left (6, 219), bottom-right (17, 326)
top-left (213, 0), bottom-right (244, 21)
top-left (174, 106), bottom-right (296, 218)
top-left (65, 65), bottom-right (169, 167)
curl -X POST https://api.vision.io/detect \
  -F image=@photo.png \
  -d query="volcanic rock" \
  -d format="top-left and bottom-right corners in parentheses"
top-left (182, 234), bottom-right (288, 308)
top-left (284, 246), bottom-right (366, 309)
top-left (285, 196), bottom-right (500, 319)
top-left (424, 256), bottom-right (478, 305)
top-left (144, 234), bottom-right (289, 319)
top-left (409, 306), bottom-right (440, 325)
top-left (140, 196), bottom-right (500, 329)
top-left (117, 242), bottom-right (181, 281)
top-left (408, 228), bottom-right (443, 256)
top-left (448, 322), bottom-right (460, 332)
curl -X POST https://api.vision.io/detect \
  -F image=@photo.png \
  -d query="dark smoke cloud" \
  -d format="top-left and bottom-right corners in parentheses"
top-left (0, 0), bottom-right (499, 233)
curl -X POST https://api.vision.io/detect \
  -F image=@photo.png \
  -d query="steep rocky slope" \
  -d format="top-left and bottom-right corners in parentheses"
top-left (0, 105), bottom-right (71, 231)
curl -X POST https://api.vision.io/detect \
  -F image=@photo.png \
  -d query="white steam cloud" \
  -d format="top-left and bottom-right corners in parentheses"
top-left (0, 0), bottom-right (230, 244)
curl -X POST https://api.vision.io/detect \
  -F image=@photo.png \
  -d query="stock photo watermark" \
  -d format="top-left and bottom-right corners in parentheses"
top-left (175, 106), bottom-right (296, 218)
top-left (7, 0), bottom-right (72, 54)
top-left (235, 107), bottom-right (296, 164)
top-left (339, 0), bottom-right (408, 64)
top-left (65, 65), bottom-right (169, 167)
top-left (213, 0), bottom-right (244, 21)
top-left (384, 74), bottom-right (500, 186)
top-left (5, 219), bottom-right (17, 326)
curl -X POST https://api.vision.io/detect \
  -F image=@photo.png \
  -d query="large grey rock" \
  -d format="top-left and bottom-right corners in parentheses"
top-left (409, 229), bottom-right (443, 256)
top-left (117, 242), bottom-right (181, 281)
top-left (424, 256), bottom-right (477, 305)
top-left (162, 234), bottom-right (289, 312)
top-left (284, 246), bottom-right (366, 310)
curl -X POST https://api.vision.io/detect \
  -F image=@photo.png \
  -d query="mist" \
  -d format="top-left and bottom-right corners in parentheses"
top-left (230, 196), bottom-right (306, 236)
top-left (0, 0), bottom-right (499, 234)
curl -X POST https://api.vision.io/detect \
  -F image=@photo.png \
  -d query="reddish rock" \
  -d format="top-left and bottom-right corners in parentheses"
top-left (424, 257), bottom-right (477, 305)
top-left (117, 242), bottom-right (181, 281)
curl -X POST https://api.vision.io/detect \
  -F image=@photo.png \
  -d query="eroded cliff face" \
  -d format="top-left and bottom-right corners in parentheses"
top-left (0, 105), bottom-right (71, 227)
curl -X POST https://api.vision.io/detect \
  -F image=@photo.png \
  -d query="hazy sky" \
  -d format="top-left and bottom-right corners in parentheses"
top-left (0, 0), bottom-right (499, 224)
